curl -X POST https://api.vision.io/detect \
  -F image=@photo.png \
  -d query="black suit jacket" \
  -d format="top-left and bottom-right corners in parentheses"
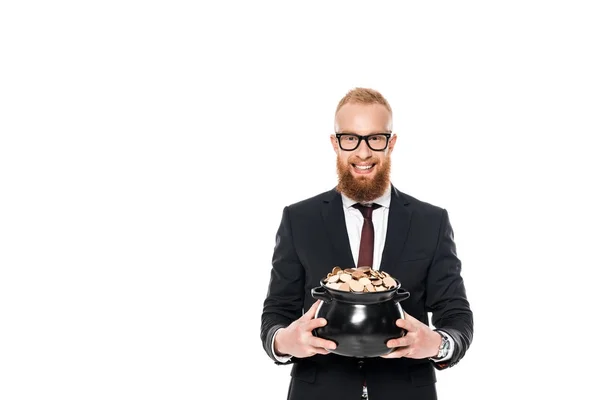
top-left (260, 185), bottom-right (473, 400)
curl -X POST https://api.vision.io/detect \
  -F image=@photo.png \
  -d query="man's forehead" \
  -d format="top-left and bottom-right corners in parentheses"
top-left (335, 103), bottom-right (393, 132)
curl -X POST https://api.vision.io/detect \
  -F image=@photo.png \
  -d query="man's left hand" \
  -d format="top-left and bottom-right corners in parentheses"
top-left (380, 312), bottom-right (442, 359)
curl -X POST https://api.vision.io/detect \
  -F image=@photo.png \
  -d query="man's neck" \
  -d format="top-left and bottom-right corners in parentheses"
top-left (339, 183), bottom-right (392, 207)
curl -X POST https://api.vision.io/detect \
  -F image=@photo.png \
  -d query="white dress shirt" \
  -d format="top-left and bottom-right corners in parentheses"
top-left (271, 185), bottom-right (454, 363)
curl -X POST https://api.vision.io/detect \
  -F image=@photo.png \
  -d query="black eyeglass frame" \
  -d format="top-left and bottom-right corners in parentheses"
top-left (335, 133), bottom-right (392, 151)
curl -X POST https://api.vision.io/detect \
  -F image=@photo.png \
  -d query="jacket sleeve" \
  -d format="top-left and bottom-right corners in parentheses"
top-left (426, 209), bottom-right (474, 370)
top-left (260, 206), bottom-right (305, 364)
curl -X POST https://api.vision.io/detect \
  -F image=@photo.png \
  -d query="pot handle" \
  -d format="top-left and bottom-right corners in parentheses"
top-left (393, 287), bottom-right (410, 302)
top-left (311, 286), bottom-right (332, 303)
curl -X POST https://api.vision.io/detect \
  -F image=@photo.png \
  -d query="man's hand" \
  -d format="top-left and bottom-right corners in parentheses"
top-left (274, 300), bottom-right (337, 358)
top-left (380, 312), bottom-right (442, 359)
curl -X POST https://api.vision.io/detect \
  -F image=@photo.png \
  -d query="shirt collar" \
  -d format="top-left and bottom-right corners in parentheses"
top-left (340, 184), bottom-right (392, 210)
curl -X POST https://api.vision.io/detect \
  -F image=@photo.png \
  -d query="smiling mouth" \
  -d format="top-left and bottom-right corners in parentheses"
top-left (352, 163), bottom-right (376, 173)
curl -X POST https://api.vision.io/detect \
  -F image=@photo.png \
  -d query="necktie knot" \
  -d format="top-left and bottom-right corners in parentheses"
top-left (352, 203), bottom-right (381, 220)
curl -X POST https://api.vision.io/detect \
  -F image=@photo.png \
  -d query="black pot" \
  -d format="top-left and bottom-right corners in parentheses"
top-left (311, 279), bottom-right (410, 358)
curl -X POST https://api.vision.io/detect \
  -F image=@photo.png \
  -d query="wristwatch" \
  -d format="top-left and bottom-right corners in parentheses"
top-left (433, 330), bottom-right (450, 360)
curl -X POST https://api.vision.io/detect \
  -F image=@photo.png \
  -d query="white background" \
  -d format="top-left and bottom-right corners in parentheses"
top-left (1, 1), bottom-right (599, 399)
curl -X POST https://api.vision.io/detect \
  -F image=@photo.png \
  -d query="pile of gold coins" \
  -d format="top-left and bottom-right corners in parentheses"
top-left (322, 266), bottom-right (398, 292)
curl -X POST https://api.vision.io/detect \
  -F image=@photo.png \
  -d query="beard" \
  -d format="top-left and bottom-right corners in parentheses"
top-left (336, 155), bottom-right (391, 203)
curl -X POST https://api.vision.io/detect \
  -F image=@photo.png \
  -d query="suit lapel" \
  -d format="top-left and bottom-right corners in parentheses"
top-left (321, 188), bottom-right (356, 269)
top-left (380, 186), bottom-right (413, 269)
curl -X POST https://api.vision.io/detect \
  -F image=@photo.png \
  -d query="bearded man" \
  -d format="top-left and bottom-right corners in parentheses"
top-left (260, 88), bottom-right (473, 400)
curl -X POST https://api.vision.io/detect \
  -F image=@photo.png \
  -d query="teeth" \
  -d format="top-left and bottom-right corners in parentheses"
top-left (355, 165), bottom-right (374, 170)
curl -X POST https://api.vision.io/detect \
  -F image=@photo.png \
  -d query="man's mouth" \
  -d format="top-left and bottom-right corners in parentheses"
top-left (352, 163), bottom-right (376, 174)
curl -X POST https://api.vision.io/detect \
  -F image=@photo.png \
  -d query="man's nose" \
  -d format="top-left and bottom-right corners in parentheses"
top-left (355, 139), bottom-right (372, 158)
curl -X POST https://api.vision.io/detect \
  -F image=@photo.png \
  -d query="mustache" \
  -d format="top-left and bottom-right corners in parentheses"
top-left (347, 157), bottom-right (379, 164)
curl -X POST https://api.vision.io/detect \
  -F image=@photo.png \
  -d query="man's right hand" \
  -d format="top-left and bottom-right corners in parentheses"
top-left (274, 300), bottom-right (337, 358)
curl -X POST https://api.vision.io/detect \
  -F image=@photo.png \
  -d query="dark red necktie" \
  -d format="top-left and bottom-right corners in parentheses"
top-left (352, 203), bottom-right (381, 268)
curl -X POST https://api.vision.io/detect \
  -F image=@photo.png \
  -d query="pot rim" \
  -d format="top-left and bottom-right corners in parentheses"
top-left (320, 278), bottom-right (402, 294)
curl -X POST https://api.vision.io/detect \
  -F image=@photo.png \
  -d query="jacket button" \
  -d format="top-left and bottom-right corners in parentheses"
top-left (357, 360), bottom-right (364, 369)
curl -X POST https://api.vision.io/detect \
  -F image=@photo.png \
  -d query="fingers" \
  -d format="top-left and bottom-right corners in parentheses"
top-left (309, 336), bottom-right (337, 351)
top-left (402, 311), bottom-right (416, 322)
top-left (380, 346), bottom-right (412, 359)
top-left (399, 312), bottom-right (426, 330)
top-left (395, 318), bottom-right (414, 331)
top-left (306, 316), bottom-right (328, 331)
top-left (387, 334), bottom-right (414, 348)
top-left (300, 300), bottom-right (322, 321)
top-left (311, 346), bottom-right (330, 355)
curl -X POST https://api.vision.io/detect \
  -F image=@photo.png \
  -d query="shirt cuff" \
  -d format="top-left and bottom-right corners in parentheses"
top-left (430, 330), bottom-right (455, 362)
top-left (271, 328), bottom-right (293, 363)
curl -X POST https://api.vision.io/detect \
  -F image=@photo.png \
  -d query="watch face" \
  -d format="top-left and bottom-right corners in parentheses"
top-left (435, 331), bottom-right (450, 359)
top-left (439, 336), bottom-right (449, 357)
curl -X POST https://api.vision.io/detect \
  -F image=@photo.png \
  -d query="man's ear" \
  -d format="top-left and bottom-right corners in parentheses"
top-left (330, 134), bottom-right (339, 153)
top-left (387, 133), bottom-right (397, 153)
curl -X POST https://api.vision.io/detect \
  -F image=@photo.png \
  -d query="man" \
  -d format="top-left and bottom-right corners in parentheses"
top-left (260, 88), bottom-right (473, 400)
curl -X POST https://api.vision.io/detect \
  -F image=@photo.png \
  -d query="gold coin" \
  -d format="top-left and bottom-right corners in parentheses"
top-left (339, 282), bottom-right (350, 292)
top-left (339, 273), bottom-right (352, 282)
top-left (328, 274), bottom-right (340, 283)
top-left (349, 279), bottom-right (364, 292)
top-left (358, 277), bottom-right (371, 286)
top-left (326, 281), bottom-right (341, 290)
top-left (383, 277), bottom-right (396, 288)
top-left (352, 270), bottom-right (366, 280)
top-left (332, 266), bottom-right (342, 275)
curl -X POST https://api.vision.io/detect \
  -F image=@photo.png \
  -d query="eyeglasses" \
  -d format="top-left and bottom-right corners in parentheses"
top-left (335, 133), bottom-right (391, 151)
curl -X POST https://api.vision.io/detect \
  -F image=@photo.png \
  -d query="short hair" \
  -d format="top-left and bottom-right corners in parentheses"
top-left (335, 87), bottom-right (393, 116)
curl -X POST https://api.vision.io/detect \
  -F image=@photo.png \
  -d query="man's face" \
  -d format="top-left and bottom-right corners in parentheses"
top-left (331, 103), bottom-right (397, 202)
